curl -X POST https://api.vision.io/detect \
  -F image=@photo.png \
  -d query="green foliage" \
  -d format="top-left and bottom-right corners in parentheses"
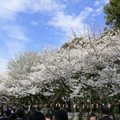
top-left (104, 0), bottom-right (120, 29)
top-left (61, 42), bottom-right (76, 49)
top-left (61, 42), bottom-right (70, 49)
top-left (72, 37), bottom-right (83, 44)
top-left (61, 37), bottom-right (85, 50)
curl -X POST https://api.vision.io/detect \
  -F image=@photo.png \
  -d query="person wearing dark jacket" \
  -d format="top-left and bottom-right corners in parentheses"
top-left (28, 110), bottom-right (45, 120)
top-left (99, 106), bottom-right (112, 120)
top-left (15, 109), bottom-right (25, 120)
top-left (53, 109), bottom-right (68, 120)
top-left (10, 108), bottom-right (17, 120)
top-left (1, 109), bottom-right (11, 120)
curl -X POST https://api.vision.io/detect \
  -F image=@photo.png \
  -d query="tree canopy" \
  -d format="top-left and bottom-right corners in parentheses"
top-left (104, 0), bottom-right (120, 29)
top-left (3, 31), bottom-right (119, 104)
top-left (0, 30), bottom-right (119, 105)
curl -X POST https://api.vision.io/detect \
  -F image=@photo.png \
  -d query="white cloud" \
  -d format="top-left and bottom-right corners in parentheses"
top-left (92, 1), bottom-right (105, 17)
top-left (79, 7), bottom-right (93, 19)
top-left (104, 0), bottom-right (109, 4)
top-left (49, 7), bottom-right (93, 37)
top-left (94, 1), bottom-right (100, 7)
top-left (31, 21), bottom-right (39, 26)
top-left (93, 0), bottom-right (109, 17)
top-left (0, 0), bottom-right (64, 72)
top-left (0, 0), bottom-right (106, 72)
top-left (6, 40), bottom-right (26, 56)
top-left (94, 0), bottom-right (109, 8)
top-left (2, 25), bottom-right (28, 42)
top-left (29, 0), bottom-right (64, 12)
top-left (0, 0), bottom-right (64, 20)
top-left (1, 25), bottom-right (29, 56)
top-left (96, 7), bottom-right (103, 12)
top-left (92, 6), bottom-right (103, 16)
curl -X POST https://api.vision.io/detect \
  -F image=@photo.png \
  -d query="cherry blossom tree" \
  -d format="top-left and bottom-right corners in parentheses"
top-left (5, 30), bottom-right (120, 104)
top-left (0, 73), bottom-right (11, 102)
top-left (6, 52), bottom-right (40, 97)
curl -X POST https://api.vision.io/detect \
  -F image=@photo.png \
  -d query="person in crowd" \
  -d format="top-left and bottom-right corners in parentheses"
top-left (107, 104), bottom-right (115, 120)
top-left (15, 109), bottom-right (25, 120)
top-left (45, 108), bottom-right (53, 120)
top-left (0, 109), bottom-right (11, 120)
top-left (0, 104), bottom-right (4, 119)
top-left (99, 105), bottom-right (112, 120)
top-left (1, 109), bottom-right (11, 120)
top-left (45, 113), bottom-right (52, 120)
top-left (28, 109), bottom-right (45, 120)
top-left (52, 109), bottom-right (68, 120)
top-left (41, 104), bottom-right (50, 115)
top-left (10, 107), bottom-right (17, 120)
top-left (88, 113), bottom-right (97, 120)
top-left (0, 111), bottom-right (4, 120)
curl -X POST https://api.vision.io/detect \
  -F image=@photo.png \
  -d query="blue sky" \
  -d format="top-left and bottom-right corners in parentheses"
top-left (0, 0), bottom-right (109, 72)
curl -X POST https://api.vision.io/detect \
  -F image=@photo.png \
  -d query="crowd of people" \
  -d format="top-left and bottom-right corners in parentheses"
top-left (88, 105), bottom-right (114, 120)
top-left (0, 105), bottom-right (68, 120)
top-left (0, 103), bottom-right (116, 120)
